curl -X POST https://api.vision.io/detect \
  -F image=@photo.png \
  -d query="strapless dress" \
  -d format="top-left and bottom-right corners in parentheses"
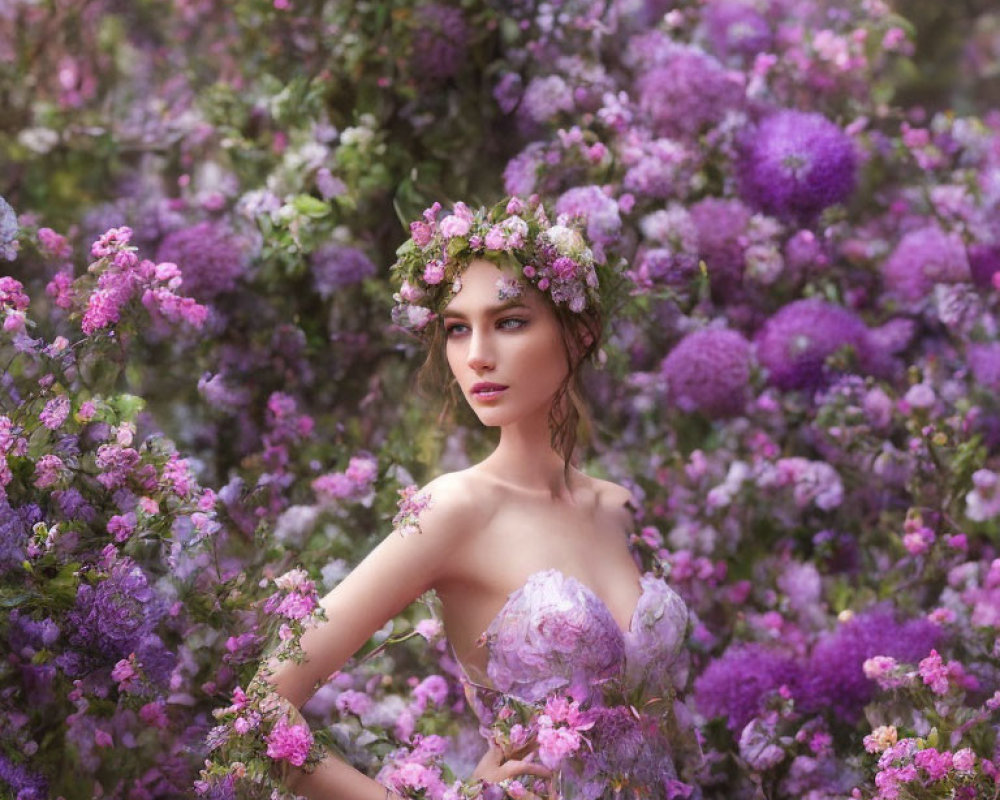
top-left (457, 569), bottom-right (702, 800)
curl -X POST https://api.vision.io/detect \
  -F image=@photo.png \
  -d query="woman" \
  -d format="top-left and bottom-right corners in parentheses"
top-left (259, 197), bottom-right (698, 799)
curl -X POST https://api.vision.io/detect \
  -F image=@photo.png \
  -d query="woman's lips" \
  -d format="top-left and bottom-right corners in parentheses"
top-left (471, 382), bottom-right (508, 400)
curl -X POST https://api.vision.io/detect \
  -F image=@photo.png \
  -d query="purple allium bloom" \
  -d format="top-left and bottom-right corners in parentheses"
top-left (635, 44), bottom-right (743, 135)
top-left (689, 198), bottom-right (751, 297)
top-left (703, 1), bottom-right (773, 61)
top-left (799, 608), bottom-right (939, 721)
top-left (0, 753), bottom-right (47, 800)
top-left (660, 329), bottom-right (752, 418)
top-left (969, 342), bottom-right (1000, 392)
top-left (412, 4), bottom-right (469, 81)
top-left (881, 225), bottom-right (970, 302)
top-left (484, 570), bottom-right (626, 703)
top-left (555, 186), bottom-right (621, 262)
top-left (310, 244), bottom-right (376, 298)
top-left (693, 643), bottom-right (801, 732)
top-left (637, 45), bottom-right (744, 139)
top-left (739, 110), bottom-right (856, 222)
top-left (754, 298), bottom-right (875, 390)
top-left (0, 195), bottom-right (17, 261)
top-left (969, 243), bottom-right (1000, 288)
top-left (155, 221), bottom-right (247, 301)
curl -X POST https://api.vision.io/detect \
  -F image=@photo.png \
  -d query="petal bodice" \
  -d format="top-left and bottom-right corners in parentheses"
top-left (478, 568), bottom-right (689, 703)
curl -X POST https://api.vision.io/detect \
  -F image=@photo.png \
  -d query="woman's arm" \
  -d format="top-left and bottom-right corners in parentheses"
top-left (259, 479), bottom-right (472, 798)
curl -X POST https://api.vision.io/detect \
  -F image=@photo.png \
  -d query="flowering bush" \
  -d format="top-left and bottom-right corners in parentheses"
top-left (2, 0), bottom-right (1000, 797)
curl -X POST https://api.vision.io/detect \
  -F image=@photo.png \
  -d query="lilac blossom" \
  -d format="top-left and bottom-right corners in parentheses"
top-left (660, 328), bottom-right (753, 418)
top-left (703, 1), bottom-right (773, 62)
top-left (637, 44), bottom-right (745, 139)
top-left (68, 557), bottom-right (164, 663)
top-left (554, 186), bottom-right (621, 262)
top-left (0, 753), bottom-right (47, 800)
top-left (411, 4), bottom-right (468, 81)
top-left (503, 143), bottom-right (545, 196)
top-left (521, 75), bottom-right (574, 124)
top-left (968, 342), bottom-right (1000, 391)
top-left (155, 221), bottom-right (247, 301)
top-left (310, 244), bottom-right (376, 298)
top-left (0, 500), bottom-right (32, 573)
top-left (739, 110), bottom-right (857, 222)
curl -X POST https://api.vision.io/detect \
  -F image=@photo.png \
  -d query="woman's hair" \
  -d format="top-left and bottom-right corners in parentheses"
top-left (417, 284), bottom-right (604, 470)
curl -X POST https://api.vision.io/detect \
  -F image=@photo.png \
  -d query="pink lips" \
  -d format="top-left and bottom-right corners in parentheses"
top-left (471, 382), bottom-right (508, 400)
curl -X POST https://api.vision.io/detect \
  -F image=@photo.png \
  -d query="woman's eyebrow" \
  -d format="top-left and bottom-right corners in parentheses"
top-left (442, 301), bottom-right (531, 319)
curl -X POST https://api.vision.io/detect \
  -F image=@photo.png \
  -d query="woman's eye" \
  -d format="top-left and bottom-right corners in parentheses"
top-left (498, 318), bottom-right (527, 330)
top-left (444, 323), bottom-right (468, 337)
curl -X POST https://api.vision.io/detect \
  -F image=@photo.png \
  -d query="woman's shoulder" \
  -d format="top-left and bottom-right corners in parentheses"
top-left (405, 468), bottom-right (501, 539)
top-left (576, 472), bottom-right (633, 515)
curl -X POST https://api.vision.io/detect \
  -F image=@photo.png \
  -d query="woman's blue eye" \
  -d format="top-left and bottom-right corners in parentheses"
top-left (445, 323), bottom-right (468, 337)
top-left (498, 318), bottom-right (527, 330)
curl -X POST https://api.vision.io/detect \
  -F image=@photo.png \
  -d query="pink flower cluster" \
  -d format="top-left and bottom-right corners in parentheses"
top-left (78, 226), bottom-right (208, 335)
top-left (917, 649), bottom-right (973, 696)
top-left (872, 737), bottom-right (986, 800)
top-left (536, 695), bottom-right (593, 770)
top-left (265, 717), bottom-right (314, 767)
top-left (392, 484), bottom-right (433, 537)
top-left (311, 453), bottom-right (378, 503)
top-left (0, 275), bottom-right (29, 332)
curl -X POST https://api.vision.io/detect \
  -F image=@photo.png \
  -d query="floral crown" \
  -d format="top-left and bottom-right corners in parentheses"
top-left (390, 195), bottom-right (606, 332)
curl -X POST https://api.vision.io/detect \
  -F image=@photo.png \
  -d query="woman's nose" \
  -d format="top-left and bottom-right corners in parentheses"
top-left (466, 330), bottom-right (495, 371)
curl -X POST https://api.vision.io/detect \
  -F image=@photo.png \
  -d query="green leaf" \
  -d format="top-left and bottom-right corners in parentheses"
top-left (110, 393), bottom-right (145, 422)
top-left (291, 194), bottom-right (331, 219)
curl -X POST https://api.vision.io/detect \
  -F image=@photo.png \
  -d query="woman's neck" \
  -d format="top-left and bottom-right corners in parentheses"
top-left (479, 413), bottom-right (575, 499)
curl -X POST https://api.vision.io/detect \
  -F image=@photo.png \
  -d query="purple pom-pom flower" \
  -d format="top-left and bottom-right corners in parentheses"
top-left (739, 110), bottom-right (856, 222)
top-left (754, 298), bottom-right (876, 391)
top-left (661, 328), bottom-right (753, 418)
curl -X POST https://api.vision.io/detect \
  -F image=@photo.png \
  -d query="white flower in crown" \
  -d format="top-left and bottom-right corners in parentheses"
top-left (543, 224), bottom-right (589, 260)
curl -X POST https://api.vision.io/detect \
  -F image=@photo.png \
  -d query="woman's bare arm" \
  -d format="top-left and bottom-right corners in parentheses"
top-left (260, 476), bottom-right (475, 798)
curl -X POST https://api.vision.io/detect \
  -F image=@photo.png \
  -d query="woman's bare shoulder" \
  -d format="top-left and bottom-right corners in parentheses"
top-left (580, 473), bottom-right (634, 515)
top-left (408, 468), bottom-right (500, 539)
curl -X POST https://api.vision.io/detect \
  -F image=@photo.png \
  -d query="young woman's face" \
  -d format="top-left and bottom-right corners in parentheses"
top-left (442, 259), bottom-right (569, 429)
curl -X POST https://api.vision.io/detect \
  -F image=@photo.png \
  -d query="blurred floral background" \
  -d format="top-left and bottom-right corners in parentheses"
top-left (1, 0), bottom-right (999, 797)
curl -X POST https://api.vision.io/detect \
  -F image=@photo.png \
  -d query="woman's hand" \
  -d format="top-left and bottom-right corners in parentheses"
top-left (472, 741), bottom-right (553, 797)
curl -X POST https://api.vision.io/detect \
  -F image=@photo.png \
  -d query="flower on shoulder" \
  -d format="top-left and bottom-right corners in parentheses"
top-left (393, 485), bottom-right (432, 537)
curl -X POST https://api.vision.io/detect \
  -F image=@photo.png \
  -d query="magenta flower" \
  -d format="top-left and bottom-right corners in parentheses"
top-left (265, 717), bottom-right (313, 767)
top-left (39, 396), bottom-right (70, 430)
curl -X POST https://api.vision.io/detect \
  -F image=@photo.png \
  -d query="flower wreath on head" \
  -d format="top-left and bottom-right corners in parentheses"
top-left (390, 195), bottom-right (611, 333)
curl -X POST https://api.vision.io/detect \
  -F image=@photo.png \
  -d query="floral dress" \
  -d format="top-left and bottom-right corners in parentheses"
top-left (457, 569), bottom-right (702, 800)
